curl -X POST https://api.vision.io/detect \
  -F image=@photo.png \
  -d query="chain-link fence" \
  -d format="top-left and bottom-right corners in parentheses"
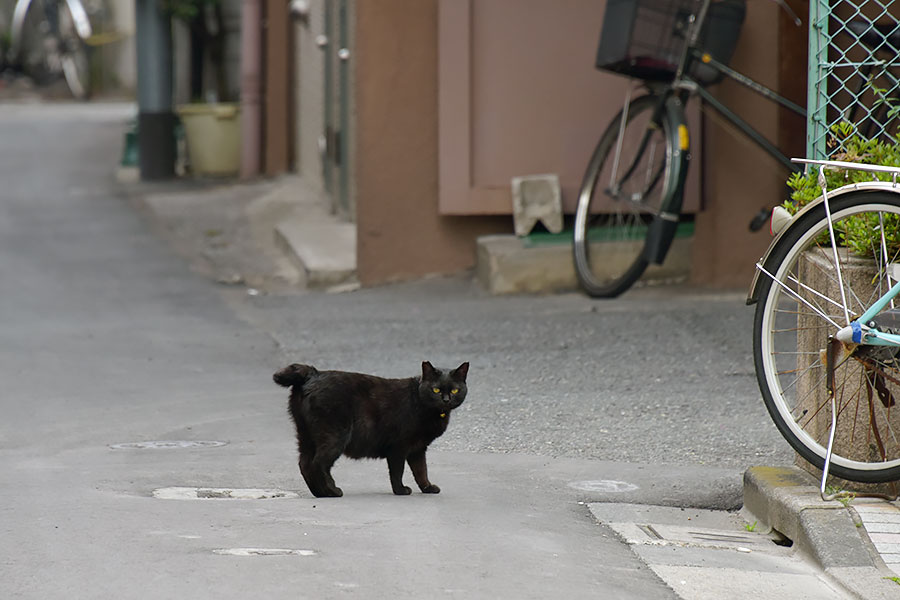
top-left (807, 1), bottom-right (900, 158)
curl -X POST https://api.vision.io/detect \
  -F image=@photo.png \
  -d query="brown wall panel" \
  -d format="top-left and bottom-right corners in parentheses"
top-left (355, 0), bottom-right (507, 285)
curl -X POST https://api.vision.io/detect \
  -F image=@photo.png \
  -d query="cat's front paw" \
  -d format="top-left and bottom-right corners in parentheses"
top-left (421, 484), bottom-right (441, 494)
top-left (312, 486), bottom-right (343, 498)
top-left (393, 485), bottom-right (413, 496)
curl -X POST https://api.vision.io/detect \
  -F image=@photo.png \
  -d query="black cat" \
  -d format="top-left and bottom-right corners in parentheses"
top-left (273, 361), bottom-right (469, 497)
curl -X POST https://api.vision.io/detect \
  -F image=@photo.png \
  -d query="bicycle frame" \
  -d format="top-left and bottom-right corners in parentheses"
top-left (670, 0), bottom-right (804, 173)
top-left (683, 50), bottom-right (805, 173)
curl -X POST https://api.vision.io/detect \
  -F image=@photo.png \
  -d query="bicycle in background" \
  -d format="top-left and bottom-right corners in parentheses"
top-left (573, 0), bottom-right (805, 298)
top-left (1, 0), bottom-right (92, 99)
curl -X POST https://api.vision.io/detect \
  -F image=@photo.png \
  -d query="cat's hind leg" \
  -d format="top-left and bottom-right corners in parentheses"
top-left (298, 451), bottom-right (327, 497)
top-left (294, 422), bottom-right (334, 498)
top-left (309, 439), bottom-right (344, 497)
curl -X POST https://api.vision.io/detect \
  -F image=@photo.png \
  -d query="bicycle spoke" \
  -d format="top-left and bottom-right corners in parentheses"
top-left (756, 263), bottom-right (841, 329)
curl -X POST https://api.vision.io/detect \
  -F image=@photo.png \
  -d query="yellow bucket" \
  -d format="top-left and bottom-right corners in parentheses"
top-left (176, 103), bottom-right (241, 176)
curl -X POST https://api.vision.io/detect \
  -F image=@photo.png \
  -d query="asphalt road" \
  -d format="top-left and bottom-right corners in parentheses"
top-left (0, 102), bottom-right (796, 599)
top-left (243, 277), bottom-right (792, 469)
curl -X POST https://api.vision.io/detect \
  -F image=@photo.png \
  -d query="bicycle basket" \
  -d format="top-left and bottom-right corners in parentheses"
top-left (595, 0), bottom-right (746, 85)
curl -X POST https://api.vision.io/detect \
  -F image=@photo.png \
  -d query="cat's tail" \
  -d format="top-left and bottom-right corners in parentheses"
top-left (273, 364), bottom-right (318, 388)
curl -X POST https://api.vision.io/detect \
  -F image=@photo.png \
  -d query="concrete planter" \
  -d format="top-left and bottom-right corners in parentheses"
top-left (176, 103), bottom-right (241, 176)
top-left (796, 249), bottom-right (900, 492)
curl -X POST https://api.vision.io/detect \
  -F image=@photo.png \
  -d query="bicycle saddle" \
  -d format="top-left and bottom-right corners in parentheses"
top-left (847, 19), bottom-right (900, 52)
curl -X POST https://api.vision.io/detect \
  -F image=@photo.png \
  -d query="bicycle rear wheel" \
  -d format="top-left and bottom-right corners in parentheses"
top-left (573, 93), bottom-right (681, 298)
top-left (754, 191), bottom-right (900, 482)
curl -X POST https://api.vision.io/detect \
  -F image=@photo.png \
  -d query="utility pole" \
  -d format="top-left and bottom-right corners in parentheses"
top-left (135, 0), bottom-right (175, 180)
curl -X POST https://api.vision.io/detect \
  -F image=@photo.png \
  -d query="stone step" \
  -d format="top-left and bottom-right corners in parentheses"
top-left (274, 217), bottom-right (358, 288)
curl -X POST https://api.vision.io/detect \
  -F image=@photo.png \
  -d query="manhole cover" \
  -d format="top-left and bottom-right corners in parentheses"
top-left (109, 440), bottom-right (228, 450)
top-left (568, 480), bottom-right (639, 493)
top-left (152, 487), bottom-right (300, 500)
top-left (213, 548), bottom-right (317, 557)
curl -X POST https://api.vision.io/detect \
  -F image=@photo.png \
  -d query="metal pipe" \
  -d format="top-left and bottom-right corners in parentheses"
top-left (135, 0), bottom-right (175, 180)
top-left (240, 0), bottom-right (263, 178)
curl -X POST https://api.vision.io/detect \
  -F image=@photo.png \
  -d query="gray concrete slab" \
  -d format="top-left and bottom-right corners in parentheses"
top-left (590, 503), bottom-right (852, 599)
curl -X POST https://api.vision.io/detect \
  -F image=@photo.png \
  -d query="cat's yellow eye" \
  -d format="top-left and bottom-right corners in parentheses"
top-left (432, 387), bottom-right (441, 394)
top-left (450, 388), bottom-right (459, 395)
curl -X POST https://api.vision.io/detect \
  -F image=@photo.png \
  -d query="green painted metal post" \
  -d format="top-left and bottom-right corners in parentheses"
top-left (806, 0), bottom-right (828, 160)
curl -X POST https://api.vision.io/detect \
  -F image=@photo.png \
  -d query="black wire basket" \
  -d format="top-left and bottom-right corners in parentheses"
top-left (595, 0), bottom-right (746, 85)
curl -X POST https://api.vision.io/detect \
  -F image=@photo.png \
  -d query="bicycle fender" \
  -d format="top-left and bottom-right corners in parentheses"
top-left (643, 95), bottom-right (691, 264)
top-left (644, 214), bottom-right (680, 264)
top-left (746, 182), bottom-right (900, 305)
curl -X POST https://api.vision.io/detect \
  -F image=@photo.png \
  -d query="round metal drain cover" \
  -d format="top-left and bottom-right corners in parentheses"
top-left (213, 548), bottom-right (316, 557)
top-left (109, 440), bottom-right (228, 450)
top-left (568, 479), bottom-right (639, 493)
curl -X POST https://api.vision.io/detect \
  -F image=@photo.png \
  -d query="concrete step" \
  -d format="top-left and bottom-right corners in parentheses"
top-left (267, 177), bottom-right (358, 290)
top-left (475, 230), bottom-right (692, 295)
top-left (274, 218), bottom-right (357, 289)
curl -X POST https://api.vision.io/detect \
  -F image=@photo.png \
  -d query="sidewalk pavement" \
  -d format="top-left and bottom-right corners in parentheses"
top-left (128, 173), bottom-right (900, 600)
top-left (121, 172), bottom-right (357, 294)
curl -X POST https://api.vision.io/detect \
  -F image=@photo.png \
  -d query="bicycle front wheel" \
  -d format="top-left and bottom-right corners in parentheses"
top-left (573, 93), bottom-right (681, 298)
top-left (754, 191), bottom-right (900, 482)
top-left (57, 0), bottom-right (91, 99)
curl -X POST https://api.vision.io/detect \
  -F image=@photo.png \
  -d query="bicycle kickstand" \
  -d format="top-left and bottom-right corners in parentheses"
top-left (820, 336), bottom-right (898, 502)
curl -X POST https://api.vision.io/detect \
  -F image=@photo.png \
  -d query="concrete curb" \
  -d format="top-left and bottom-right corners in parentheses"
top-left (474, 234), bottom-right (692, 295)
top-left (742, 466), bottom-right (900, 599)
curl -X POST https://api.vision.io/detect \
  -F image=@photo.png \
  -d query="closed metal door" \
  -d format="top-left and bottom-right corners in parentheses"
top-left (322, 0), bottom-right (350, 217)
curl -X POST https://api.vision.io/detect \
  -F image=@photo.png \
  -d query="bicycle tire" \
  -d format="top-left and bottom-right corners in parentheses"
top-left (754, 191), bottom-right (900, 483)
top-left (57, 0), bottom-right (91, 100)
top-left (14, 0), bottom-right (54, 84)
top-left (572, 93), bottom-right (684, 298)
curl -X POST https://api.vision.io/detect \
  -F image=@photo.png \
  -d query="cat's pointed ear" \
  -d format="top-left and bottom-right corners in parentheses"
top-left (453, 362), bottom-right (469, 381)
top-left (422, 361), bottom-right (437, 379)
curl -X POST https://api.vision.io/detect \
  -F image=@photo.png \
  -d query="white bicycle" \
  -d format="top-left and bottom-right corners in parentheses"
top-left (3, 0), bottom-right (92, 99)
